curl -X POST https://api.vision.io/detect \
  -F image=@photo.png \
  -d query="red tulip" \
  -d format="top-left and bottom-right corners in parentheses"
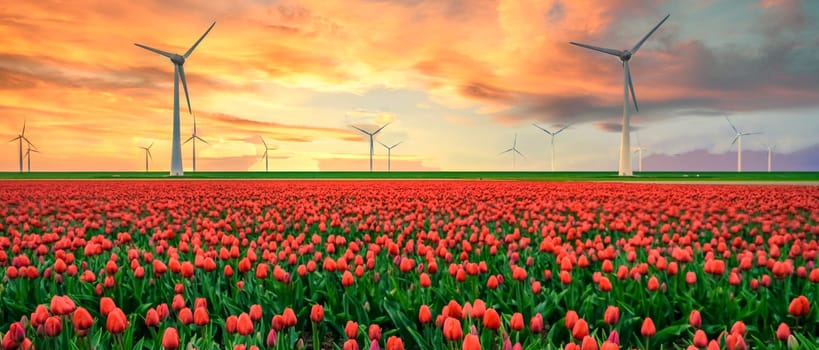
top-left (226, 315), bottom-right (238, 334)
top-left (565, 310), bottom-right (579, 329)
top-left (237, 313), bottom-right (254, 335)
top-left (776, 322), bottom-right (790, 341)
top-left (689, 310), bottom-right (702, 328)
top-left (162, 327), bottom-right (179, 350)
top-left (693, 329), bottom-right (708, 348)
top-left (419, 305), bottom-right (432, 324)
top-left (346, 321), bottom-right (359, 339)
top-left (43, 316), bottom-right (62, 337)
top-left (343, 339), bottom-right (359, 350)
top-left (529, 313), bottom-right (544, 333)
top-left (368, 324), bottom-right (382, 341)
top-left (73, 307), bottom-right (94, 332)
top-left (788, 295), bottom-right (810, 317)
top-left (194, 307), bottom-right (209, 326)
top-left (106, 308), bottom-right (128, 334)
top-left (462, 334), bottom-right (481, 350)
top-left (443, 317), bottom-right (463, 341)
top-left (50, 295), bottom-right (76, 316)
top-left (145, 308), bottom-right (160, 327)
top-left (482, 309), bottom-right (501, 330)
top-left (100, 297), bottom-right (117, 317)
top-left (386, 336), bottom-right (404, 350)
top-left (178, 308), bottom-right (193, 325)
top-left (249, 304), bottom-right (262, 322)
top-left (640, 317), bottom-right (655, 337)
top-left (581, 336), bottom-right (598, 350)
top-left (604, 306), bottom-right (619, 325)
top-left (509, 313), bottom-right (524, 331)
top-left (572, 319), bottom-right (589, 340)
top-left (310, 304), bottom-right (324, 322)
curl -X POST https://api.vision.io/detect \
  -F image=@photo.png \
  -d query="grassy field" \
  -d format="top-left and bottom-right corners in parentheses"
top-left (0, 171), bottom-right (817, 181)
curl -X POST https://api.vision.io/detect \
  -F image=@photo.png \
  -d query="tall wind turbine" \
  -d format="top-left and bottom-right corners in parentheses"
top-left (259, 136), bottom-right (277, 172)
top-left (139, 143), bottom-right (153, 173)
top-left (570, 14), bottom-right (670, 176)
top-left (632, 132), bottom-right (648, 172)
top-left (183, 113), bottom-right (208, 172)
top-left (25, 142), bottom-right (39, 173)
top-left (532, 123), bottom-right (570, 171)
top-left (378, 141), bottom-right (402, 172)
top-left (9, 120), bottom-right (33, 173)
top-left (500, 134), bottom-right (525, 169)
top-left (725, 116), bottom-right (760, 172)
top-left (351, 123), bottom-right (389, 172)
top-left (135, 21), bottom-right (216, 176)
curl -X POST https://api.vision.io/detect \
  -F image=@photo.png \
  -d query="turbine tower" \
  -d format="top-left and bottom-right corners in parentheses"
top-left (761, 141), bottom-right (775, 173)
top-left (532, 123), bottom-right (570, 171)
top-left (725, 116), bottom-right (760, 172)
top-left (351, 123), bottom-right (389, 172)
top-left (632, 132), bottom-right (648, 172)
top-left (378, 141), bottom-right (402, 172)
top-left (500, 134), bottom-right (525, 169)
top-left (135, 21), bottom-right (216, 176)
top-left (25, 142), bottom-right (39, 173)
top-left (570, 14), bottom-right (670, 176)
top-left (259, 136), bottom-right (277, 172)
top-left (139, 142), bottom-right (154, 173)
top-left (183, 113), bottom-right (208, 172)
top-left (9, 120), bottom-right (33, 173)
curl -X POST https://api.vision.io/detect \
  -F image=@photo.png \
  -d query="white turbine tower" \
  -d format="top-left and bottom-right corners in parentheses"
top-left (500, 134), bottom-right (525, 170)
top-left (351, 123), bottom-right (389, 172)
top-left (260, 136), bottom-right (277, 172)
top-left (725, 116), bottom-right (760, 172)
top-left (25, 142), bottom-right (39, 173)
top-left (183, 113), bottom-right (208, 172)
top-left (760, 141), bottom-right (775, 172)
top-left (135, 21), bottom-right (215, 177)
top-left (139, 142), bottom-right (153, 173)
top-left (632, 132), bottom-right (648, 172)
top-left (9, 120), bottom-right (33, 173)
top-left (532, 123), bottom-right (570, 171)
top-left (378, 141), bottom-right (402, 172)
top-left (570, 14), bottom-right (670, 176)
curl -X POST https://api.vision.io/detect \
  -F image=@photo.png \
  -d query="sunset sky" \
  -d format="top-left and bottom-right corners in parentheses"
top-left (2, 0), bottom-right (818, 172)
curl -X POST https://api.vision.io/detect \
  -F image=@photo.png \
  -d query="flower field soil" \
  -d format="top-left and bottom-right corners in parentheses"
top-left (0, 180), bottom-right (817, 350)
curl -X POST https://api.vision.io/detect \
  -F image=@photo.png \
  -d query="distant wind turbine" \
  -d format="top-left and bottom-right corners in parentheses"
top-left (500, 134), bottom-right (525, 169)
top-left (378, 141), bottom-right (402, 172)
top-left (632, 132), bottom-right (648, 172)
top-left (725, 116), bottom-right (760, 172)
top-left (9, 120), bottom-right (33, 173)
top-left (183, 113), bottom-right (208, 172)
top-left (135, 21), bottom-right (216, 176)
top-left (25, 142), bottom-right (39, 173)
top-left (259, 136), bottom-right (277, 172)
top-left (760, 141), bottom-right (775, 172)
top-left (139, 143), bottom-right (154, 173)
top-left (351, 123), bottom-right (389, 172)
top-left (570, 14), bottom-right (670, 176)
top-left (532, 123), bottom-right (571, 171)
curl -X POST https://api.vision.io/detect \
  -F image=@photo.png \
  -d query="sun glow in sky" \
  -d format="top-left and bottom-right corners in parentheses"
top-left (1, 0), bottom-right (818, 172)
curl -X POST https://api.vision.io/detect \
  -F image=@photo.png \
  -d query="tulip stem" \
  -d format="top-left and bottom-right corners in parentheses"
top-left (312, 321), bottom-right (320, 350)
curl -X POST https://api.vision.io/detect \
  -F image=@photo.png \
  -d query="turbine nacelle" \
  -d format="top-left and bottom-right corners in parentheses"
top-left (171, 55), bottom-right (186, 65)
top-left (620, 50), bottom-right (632, 61)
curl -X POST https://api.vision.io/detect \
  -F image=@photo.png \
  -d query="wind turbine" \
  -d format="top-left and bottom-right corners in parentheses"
top-left (259, 136), bottom-right (277, 172)
top-left (500, 134), bottom-right (525, 170)
top-left (570, 14), bottom-right (670, 176)
top-left (24, 142), bottom-right (39, 173)
top-left (139, 143), bottom-right (153, 173)
top-left (9, 120), bottom-right (33, 173)
top-left (760, 141), bottom-right (775, 172)
top-left (632, 132), bottom-right (648, 172)
top-left (183, 113), bottom-right (208, 172)
top-left (532, 123), bottom-right (570, 171)
top-left (378, 141), bottom-right (402, 172)
top-left (134, 21), bottom-right (216, 176)
top-left (725, 116), bottom-right (760, 172)
top-left (351, 123), bottom-right (389, 172)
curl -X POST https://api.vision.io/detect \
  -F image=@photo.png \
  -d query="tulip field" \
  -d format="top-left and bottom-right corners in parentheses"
top-left (0, 180), bottom-right (817, 350)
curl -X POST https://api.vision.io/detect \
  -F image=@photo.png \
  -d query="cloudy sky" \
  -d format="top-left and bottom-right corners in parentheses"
top-left (1, 0), bottom-right (817, 172)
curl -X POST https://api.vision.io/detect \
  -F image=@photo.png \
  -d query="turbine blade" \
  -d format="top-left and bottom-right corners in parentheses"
top-left (21, 120), bottom-right (26, 135)
top-left (178, 65), bottom-right (192, 114)
top-left (134, 43), bottom-right (174, 58)
top-left (744, 132), bottom-right (761, 136)
top-left (9, 136), bottom-right (21, 142)
top-left (500, 148), bottom-right (513, 155)
top-left (378, 140), bottom-right (388, 148)
top-left (196, 136), bottom-right (208, 144)
top-left (514, 149), bottom-right (525, 158)
top-left (626, 61), bottom-right (639, 112)
top-left (513, 134), bottom-right (517, 148)
top-left (731, 135), bottom-right (739, 145)
top-left (555, 124), bottom-right (572, 134)
top-left (147, 150), bottom-right (152, 160)
top-left (184, 136), bottom-right (194, 144)
top-left (569, 42), bottom-right (622, 57)
top-left (532, 123), bottom-right (553, 135)
top-left (724, 116), bottom-right (739, 134)
top-left (391, 141), bottom-right (402, 148)
top-left (184, 22), bottom-right (216, 59)
top-left (373, 123), bottom-right (390, 135)
top-left (351, 125), bottom-right (370, 135)
top-left (149, 142), bottom-right (154, 149)
top-left (631, 14), bottom-right (670, 54)
top-left (259, 136), bottom-right (267, 148)
top-left (22, 137), bottom-right (35, 149)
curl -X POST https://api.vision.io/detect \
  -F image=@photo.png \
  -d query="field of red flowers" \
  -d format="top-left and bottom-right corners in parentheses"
top-left (0, 180), bottom-right (816, 350)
